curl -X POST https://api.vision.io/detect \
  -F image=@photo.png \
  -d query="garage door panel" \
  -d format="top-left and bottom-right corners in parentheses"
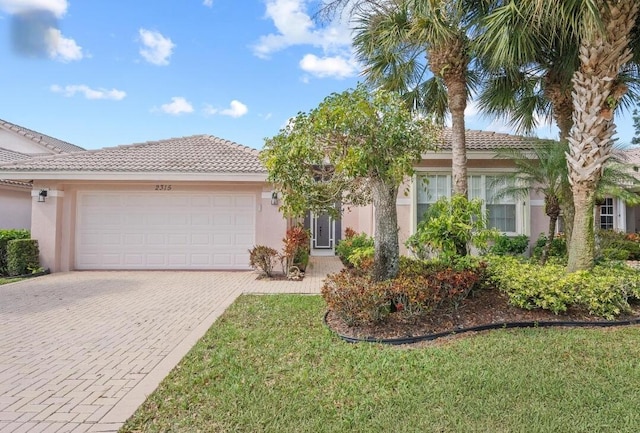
top-left (76, 191), bottom-right (255, 270)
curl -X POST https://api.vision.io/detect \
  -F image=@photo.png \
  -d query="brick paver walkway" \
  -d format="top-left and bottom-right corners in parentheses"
top-left (0, 257), bottom-right (342, 433)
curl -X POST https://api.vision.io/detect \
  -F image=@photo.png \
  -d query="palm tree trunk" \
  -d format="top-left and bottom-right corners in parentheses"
top-left (371, 177), bottom-right (400, 282)
top-left (566, 0), bottom-right (637, 272)
top-left (449, 79), bottom-right (468, 197)
top-left (567, 186), bottom-right (596, 271)
top-left (541, 215), bottom-right (558, 265)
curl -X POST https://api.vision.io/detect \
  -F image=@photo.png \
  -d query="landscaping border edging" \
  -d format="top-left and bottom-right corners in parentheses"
top-left (324, 311), bottom-right (640, 345)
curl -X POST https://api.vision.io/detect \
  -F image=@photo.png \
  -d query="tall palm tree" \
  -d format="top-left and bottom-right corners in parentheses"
top-left (344, 0), bottom-right (489, 197)
top-left (480, 0), bottom-right (640, 272)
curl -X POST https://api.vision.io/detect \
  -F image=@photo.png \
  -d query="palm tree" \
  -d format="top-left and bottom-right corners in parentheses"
top-left (493, 141), bottom-right (568, 265)
top-left (495, 141), bottom-right (640, 265)
top-left (343, 0), bottom-right (490, 197)
top-left (480, 0), bottom-right (640, 272)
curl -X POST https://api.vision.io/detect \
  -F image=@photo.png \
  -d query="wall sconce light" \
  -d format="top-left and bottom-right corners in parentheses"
top-left (271, 191), bottom-right (279, 206)
top-left (38, 189), bottom-right (48, 203)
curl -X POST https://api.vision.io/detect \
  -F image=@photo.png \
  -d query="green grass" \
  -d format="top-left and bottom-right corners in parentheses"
top-left (0, 277), bottom-right (22, 285)
top-left (121, 295), bottom-right (640, 433)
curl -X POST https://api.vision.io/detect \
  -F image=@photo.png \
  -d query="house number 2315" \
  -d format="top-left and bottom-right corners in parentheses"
top-left (155, 184), bottom-right (172, 191)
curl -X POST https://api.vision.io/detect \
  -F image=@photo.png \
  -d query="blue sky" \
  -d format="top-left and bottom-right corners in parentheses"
top-left (0, 0), bottom-right (637, 151)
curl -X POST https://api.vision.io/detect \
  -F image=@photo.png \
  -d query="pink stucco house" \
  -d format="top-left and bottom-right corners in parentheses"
top-left (0, 119), bottom-right (84, 229)
top-left (0, 128), bottom-right (637, 272)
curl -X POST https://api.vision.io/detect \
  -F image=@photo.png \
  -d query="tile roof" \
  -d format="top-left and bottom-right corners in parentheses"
top-left (0, 147), bottom-right (31, 163)
top-left (0, 135), bottom-right (266, 174)
top-left (0, 119), bottom-right (85, 154)
top-left (437, 129), bottom-right (545, 151)
top-left (0, 179), bottom-right (31, 189)
top-left (622, 147), bottom-right (640, 166)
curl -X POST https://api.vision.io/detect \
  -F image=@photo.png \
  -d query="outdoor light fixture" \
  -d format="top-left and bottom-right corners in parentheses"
top-left (38, 189), bottom-right (47, 203)
top-left (271, 191), bottom-right (279, 206)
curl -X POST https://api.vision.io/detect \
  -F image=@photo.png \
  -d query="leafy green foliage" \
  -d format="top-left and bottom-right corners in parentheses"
top-left (261, 84), bottom-right (436, 219)
top-left (406, 195), bottom-right (498, 260)
top-left (6, 239), bottom-right (40, 277)
top-left (321, 256), bottom-right (486, 326)
top-left (486, 255), bottom-right (640, 319)
top-left (596, 229), bottom-right (640, 261)
top-left (0, 229), bottom-right (30, 275)
top-left (261, 84), bottom-right (437, 281)
top-left (248, 245), bottom-right (279, 278)
top-left (487, 234), bottom-right (530, 256)
top-left (532, 233), bottom-right (567, 261)
top-left (335, 231), bottom-right (374, 267)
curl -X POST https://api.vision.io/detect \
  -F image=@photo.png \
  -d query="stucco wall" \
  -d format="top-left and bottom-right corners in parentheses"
top-left (0, 186), bottom-right (31, 229)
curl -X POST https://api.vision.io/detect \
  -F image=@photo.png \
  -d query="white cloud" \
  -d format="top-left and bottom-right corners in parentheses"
top-left (139, 28), bottom-right (175, 66)
top-left (160, 97), bottom-right (194, 115)
top-left (204, 100), bottom-right (248, 118)
top-left (203, 0), bottom-right (213, 6)
top-left (253, 0), bottom-right (352, 59)
top-left (50, 84), bottom-right (126, 100)
top-left (46, 27), bottom-right (82, 62)
top-left (299, 54), bottom-right (357, 79)
top-left (0, 0), bottom-right (68, 17)
top-left (221, 100), bottom-right (248, 118)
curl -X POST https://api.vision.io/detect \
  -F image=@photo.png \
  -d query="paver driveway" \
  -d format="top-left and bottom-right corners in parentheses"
top-left (0, 257), bottom-right (342, 433)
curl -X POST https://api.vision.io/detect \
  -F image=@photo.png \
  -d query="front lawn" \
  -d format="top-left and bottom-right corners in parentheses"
top-left (121, 295), bottom-right (640, 433)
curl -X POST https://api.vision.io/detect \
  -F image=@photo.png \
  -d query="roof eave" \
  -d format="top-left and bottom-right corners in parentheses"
top-left (0, 171), bottom-right (269, 182)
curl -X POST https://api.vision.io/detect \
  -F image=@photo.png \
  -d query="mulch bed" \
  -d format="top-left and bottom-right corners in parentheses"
top-left (325, 287), bottom-right (640, 345)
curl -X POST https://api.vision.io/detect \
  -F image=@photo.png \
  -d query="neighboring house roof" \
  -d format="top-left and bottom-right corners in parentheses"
top-left (623, 147), bottom-right (640, 166)
top-left (0, 147), bottom-right (31, 163)
top-left (438, 129), bottom-right (545, 151)
top-left (0, 135), bottom-right (266, 176)
top-left (0, 118), bottom-right (85, 154)
top-left (0, 147), bottom-right (32, 189)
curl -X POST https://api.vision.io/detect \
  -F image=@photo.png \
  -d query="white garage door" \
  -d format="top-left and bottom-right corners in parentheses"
top-left (76, 191), bottom-right (255, 270)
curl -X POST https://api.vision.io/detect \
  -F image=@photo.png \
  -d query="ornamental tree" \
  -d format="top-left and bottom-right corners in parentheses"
top-left (261, 84), bottom-right (437, 281)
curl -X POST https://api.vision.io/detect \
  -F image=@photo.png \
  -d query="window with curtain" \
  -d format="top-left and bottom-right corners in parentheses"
top-left (416, 174), bottom-right (450, 222)
top-left (416, 173), bottom-right (517, 233)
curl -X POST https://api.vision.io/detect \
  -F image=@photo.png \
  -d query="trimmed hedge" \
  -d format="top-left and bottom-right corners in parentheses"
top-left (6, 239), bottom-right (40, 277)
top-left (0, 229), bottom-right (30, 275)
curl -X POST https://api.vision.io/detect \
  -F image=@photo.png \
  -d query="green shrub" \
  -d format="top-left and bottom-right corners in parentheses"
top-left (532, 233), bottom-right (567, 261)
top-left (335, 232), bottom-right (374, 267)
top-left (596, 229), bottom-right (640, 261)
top-left (249, 245), bottom-right (279, 277)
top-left (487, 234), bottom-right (529, 256)
top-left (0, 229), bottom-right (30, 275)
top-left (486, 255), bottom-right (640, 319)
top-left (406, 195), bottom-right (498, 261)
top-left (6, 239), bottom-right (40, 277)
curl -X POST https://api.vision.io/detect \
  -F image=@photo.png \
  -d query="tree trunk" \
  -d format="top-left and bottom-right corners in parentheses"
top-left (560, 199), bottom-right (574, 254)
top-left (565, 0), bottom-right (637, 272)
top-left (567, 185), bottom-right (596, 272)
top-left (541, 195), bottom-right (561, 265)
top-left (371, 177), bottom-right (400, 282)
top-left (541, 214), bottom-right (558, 265)
top-left (428, 36), bottom-right (469, 197)
top-left (448, 78), bottom-right (468, 197)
